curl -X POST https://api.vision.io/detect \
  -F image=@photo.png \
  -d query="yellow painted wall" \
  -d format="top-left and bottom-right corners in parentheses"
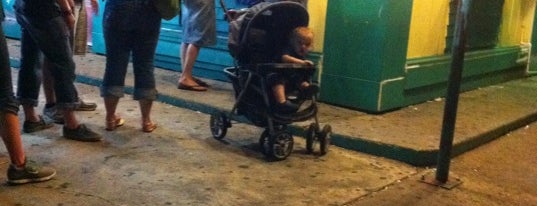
top-left (498, 0), bottom-right (536, 46)
top-left (307, 1), bottom-right (327, 52)
top-left (406, 0), bottom-right (450, 58)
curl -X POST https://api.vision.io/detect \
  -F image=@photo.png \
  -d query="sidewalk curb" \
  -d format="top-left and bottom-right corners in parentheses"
top-left (76, 73), bottom-right (537, 166)
top-left (11, 58), bottom-right (537, 166)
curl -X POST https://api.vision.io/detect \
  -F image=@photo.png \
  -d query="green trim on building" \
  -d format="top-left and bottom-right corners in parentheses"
top-left (404, 46), bottom-right (528, 106)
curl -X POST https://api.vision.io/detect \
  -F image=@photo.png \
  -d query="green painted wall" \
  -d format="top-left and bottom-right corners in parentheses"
top-left (530, 4), bottom-right (537, 73)
top-left (320, 0), bottom-right (413, 112)
top-left (320, 0), bottom-right (528, 113)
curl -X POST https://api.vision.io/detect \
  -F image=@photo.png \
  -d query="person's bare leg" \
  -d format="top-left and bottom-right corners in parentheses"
top-left (0, 111), bottom-right (25, 167)
top-left (178, 43), bottom-right (201, 86)
top-left (180, 43), bottom-right (187, 67)
top-left (22, 105), bottom-right (40, 123)
top-left (104, 96), bottom-right (120, 122)
top-left (139, 99), bottom-right (155, 132)
top-left (62, 109), bottom-right (80, 130)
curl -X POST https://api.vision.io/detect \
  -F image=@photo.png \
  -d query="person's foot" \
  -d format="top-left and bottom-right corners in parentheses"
top-left (76, 99), bottom-right (97, 111)
top-left (177, 82), bottom-right (207, 91)
top-left (274, 101), bottom-right (299, 114)
top-left (7, 160), bottom-right (56, 185)
top-left (105, 115), bottom-right (125, 131)
top-left (193, 77), bottom-right (210, 87)
top-left (43, 105), bottom-right (64, 124)
top-left (301, 84), bottom-right (319, 97)
top-left (63, 124), bottom-right (103, 142)
top-left (23, 115), bottom-right (54, 133)
top-left (142, 122), bottom-right (157, 133)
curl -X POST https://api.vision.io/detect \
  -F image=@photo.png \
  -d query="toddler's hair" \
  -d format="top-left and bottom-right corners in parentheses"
top-left (290, 27), bottom-right (313, 46)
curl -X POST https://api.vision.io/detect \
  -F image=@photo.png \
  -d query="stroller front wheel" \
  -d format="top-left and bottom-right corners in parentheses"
top-left (210, 112), bottom-right (229, 140)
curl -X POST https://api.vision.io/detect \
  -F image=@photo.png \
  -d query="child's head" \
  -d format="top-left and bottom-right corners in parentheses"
top-left (289, 27), bottom-right (313, 57)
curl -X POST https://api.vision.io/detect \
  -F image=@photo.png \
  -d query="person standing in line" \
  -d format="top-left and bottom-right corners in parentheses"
top-left (14, 0), bottom-right (103, 141)
top-left (0, 2), bottom-right (56, 185)
top-left (177, 0), bottom-right (216, 92)
top-left (101, 0), bottom-right (161, 132)
top-left (41, 0), bottom-right (100, 124)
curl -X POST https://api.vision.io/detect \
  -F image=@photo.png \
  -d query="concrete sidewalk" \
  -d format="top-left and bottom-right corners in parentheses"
top-left (2, 39), bottom-right (537, 206)
top-left (7, 38), bottom-right (537, 166)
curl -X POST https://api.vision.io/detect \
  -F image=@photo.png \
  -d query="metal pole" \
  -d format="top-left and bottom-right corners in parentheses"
top-left (436, 0), bottom-right (472, 183)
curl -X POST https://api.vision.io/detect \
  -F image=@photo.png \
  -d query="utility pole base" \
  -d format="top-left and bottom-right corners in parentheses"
top-left (419, 170), bottom-right (463, 189)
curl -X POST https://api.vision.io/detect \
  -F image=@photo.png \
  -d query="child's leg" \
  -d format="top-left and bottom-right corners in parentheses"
top-left (272, 83), bottom-right (287, 104)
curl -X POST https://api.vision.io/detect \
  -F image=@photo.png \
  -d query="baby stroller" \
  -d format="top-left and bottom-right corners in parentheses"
top-left (209, 1), bottom-right (332, 161)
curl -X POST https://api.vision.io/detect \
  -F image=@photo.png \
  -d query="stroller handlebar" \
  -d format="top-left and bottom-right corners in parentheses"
top-left (244, 63), bottom-right (315, 75)
top-left (255, 63), bottom-right (315, 70)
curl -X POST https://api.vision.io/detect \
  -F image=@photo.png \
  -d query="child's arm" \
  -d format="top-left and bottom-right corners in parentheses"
top-left (282, 54), bottom-right (314, 66)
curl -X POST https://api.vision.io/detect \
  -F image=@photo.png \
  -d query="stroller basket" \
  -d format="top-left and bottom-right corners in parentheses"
top-left (224, 65), bottom-right (317, 125)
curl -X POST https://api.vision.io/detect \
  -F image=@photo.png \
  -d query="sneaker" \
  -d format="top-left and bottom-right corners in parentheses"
top-left (7, 160), bottom-right (56, 185)
top-left (23, 115), bottom-right (54, 133)
top-left (274, 101), bottom-right (299, 114)
top-left (63, 124), bottom-right (103, 142)
top-left (76, 99), bottom-right (97, 111)
top-left (43, 105), bottom-right (64, 124)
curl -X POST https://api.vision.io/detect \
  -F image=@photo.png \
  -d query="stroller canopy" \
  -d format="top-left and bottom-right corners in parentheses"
top-left (228, 1), bottom-right (309, 64)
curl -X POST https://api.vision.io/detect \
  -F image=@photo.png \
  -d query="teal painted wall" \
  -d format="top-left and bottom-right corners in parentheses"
top-left (92, 0), bottom-right (241, 81)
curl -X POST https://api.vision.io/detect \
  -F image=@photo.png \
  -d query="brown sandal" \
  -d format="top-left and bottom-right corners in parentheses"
top-left (142, 122), bottom-right (157, 133)
top-left (106, 116), bottom-right (125, 131)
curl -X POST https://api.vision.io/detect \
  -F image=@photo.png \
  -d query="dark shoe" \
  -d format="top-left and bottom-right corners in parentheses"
top-left (23, 116), bottom-right (54, 133)
top-left (43, 105), bottom-right (64, 124)
top-left (302, 84), bottom-right (319, 97)
top-left (63, 124), bottom-right (103, 142)
top-left (193, 77), bottom-right (210, 87)
top-left (7, 160), bottom-right (56, 185)
top-left (274, 101), bottom-right (299, 114)
top-left (76, 99), bottom-right (97, 111)
top-left (177, 83), bottom-right (208, 91)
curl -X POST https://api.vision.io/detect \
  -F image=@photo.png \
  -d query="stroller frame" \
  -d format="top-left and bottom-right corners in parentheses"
top-left (210, 1), bottom-right (332, 161)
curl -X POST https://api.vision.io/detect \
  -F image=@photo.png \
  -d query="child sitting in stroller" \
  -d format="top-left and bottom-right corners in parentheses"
top-left (269, 26), bottom-right (319, 113)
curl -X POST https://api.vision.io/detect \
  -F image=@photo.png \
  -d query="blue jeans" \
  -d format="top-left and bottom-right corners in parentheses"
top-left (0, 24), bottom-right (19, 115)
top-left (14, 1), bottom-right (79, 109)
top-left (101, 0), bottom-right (161, 100)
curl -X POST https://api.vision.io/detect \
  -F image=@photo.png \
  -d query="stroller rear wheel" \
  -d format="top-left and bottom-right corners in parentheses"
top-left (260, 129), bottom-right (294, 161)
top-left (268, 130), bottom-right (294, 161)
top-left (210, 112), bottom-right (229, 140)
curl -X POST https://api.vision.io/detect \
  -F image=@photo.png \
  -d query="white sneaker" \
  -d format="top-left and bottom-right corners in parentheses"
top-left (42, 106), bottom-right (64, 124)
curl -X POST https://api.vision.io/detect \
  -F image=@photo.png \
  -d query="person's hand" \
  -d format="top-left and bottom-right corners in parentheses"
top-left (56, 0), bottom-right (75, 30)
top-left (303, 60), bottom-right (314, 66)
top-left (90, 0), bottom-right (99, 15)
top-left (63, 12), bottom-right (76, 31)
top-left (68, 0), bottom-right (75, 11)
